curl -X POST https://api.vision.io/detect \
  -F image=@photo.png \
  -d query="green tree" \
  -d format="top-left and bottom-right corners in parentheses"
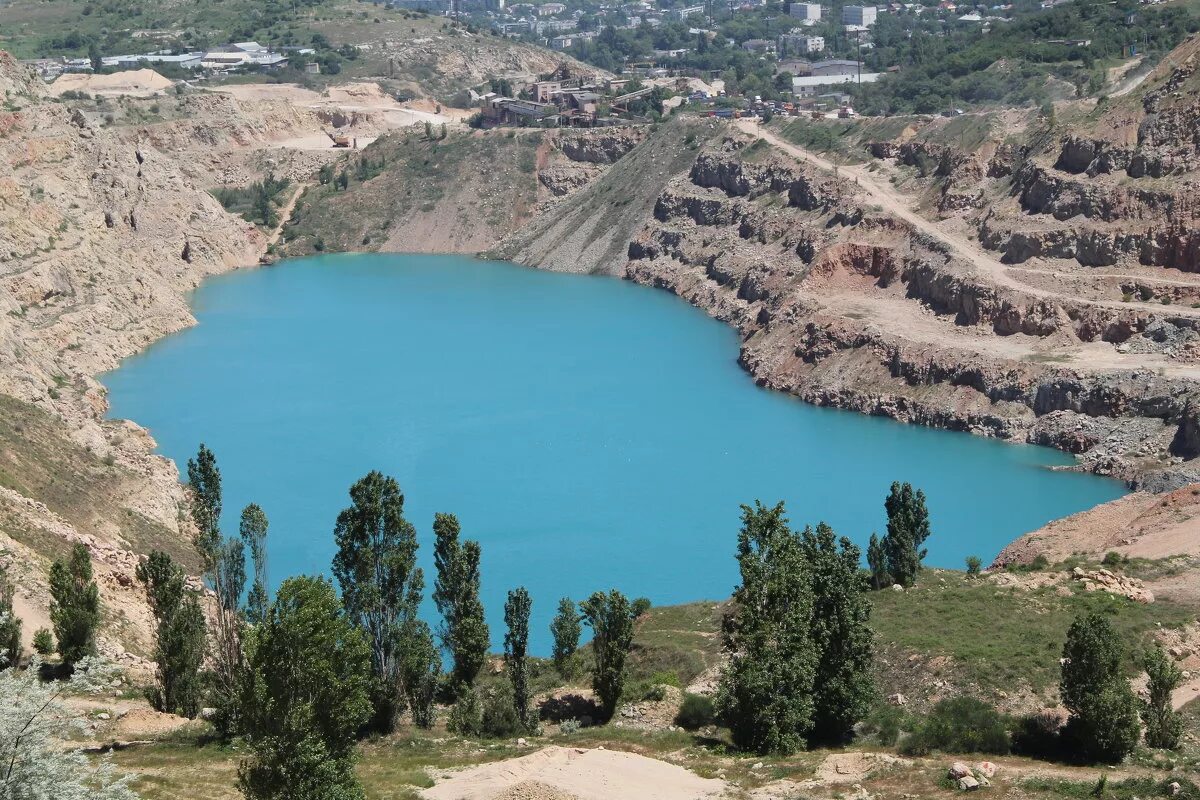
top-left (504, 587), bottom-right (532, 728)
top-left (210, 535), bottom-right (247, 736)
top-left (0, 564), bottom-right (21, 668)
top-left (866, 532), bottom-right (890, 590)
top-left (49, 543), bottom-right (100, 669)
top-left (432, 513), bottom-right (490, 687)
top-left (32, 629), bottom-right (54, 656)
top-left (186, 443), bottom-right (222, 569)
top-left (882, 482), bottom-right (931, 587)
top-left (136, 551), bottom-right (206, 718)
top-left (550, 596), bottom-right (581, 677)
top-left (1142, 643), bottom-right (1183, 750)
top-left (801, 522), bottom-right (875, 745)
top-left (240, 504), bottom-right (271, 627)
top-left (715, 502), bottom-right (816, 755)
top-left (1060, 613), bottom-right (1141, 763)
top-left (400, 614), bottom-right (440, 729)
top-left (239, 576), bottom-right (372, 800)
top-left (579, 589), bottom-right (637, 722)
top-left (332, 471), bottom-right (423, 732)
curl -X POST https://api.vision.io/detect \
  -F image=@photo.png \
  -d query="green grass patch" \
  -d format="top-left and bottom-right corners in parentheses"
top-left (871, 570), bottom-right (1194, 692)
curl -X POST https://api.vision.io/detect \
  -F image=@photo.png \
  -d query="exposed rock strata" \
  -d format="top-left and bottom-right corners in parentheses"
top-left (500, 125), bottom-right (1200, 489)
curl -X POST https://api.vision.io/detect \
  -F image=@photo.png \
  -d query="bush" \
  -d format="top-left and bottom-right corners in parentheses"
top-left (861, 702), bottom-right (913, 748)
top-left (1012, 709), bottom-right (1067, 759)
top-left (32, 628), bottom-right (54, 656)
top-left (481, 685), bottom-right (524, 738)
top-left (559, 718), bottom-right (581, 735)
top-left (447, 688), bottom-right (483, 737)
top-left (648, 670), bottom-right (681, 688)
top-left (899, 697), bottom-right (1011, 756)
top-left (965, 556), bottom-right (982, 577)
top-left (675, 693), bottom-right (716, 730)
top-left (1102, 551), bottom-right (1125, 568)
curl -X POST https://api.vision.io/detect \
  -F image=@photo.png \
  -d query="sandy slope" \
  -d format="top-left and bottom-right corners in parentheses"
top-left (421, 746), bottom-right (728, 800)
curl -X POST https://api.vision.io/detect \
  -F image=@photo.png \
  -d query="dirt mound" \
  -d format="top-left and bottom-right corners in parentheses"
top-left (49, 69), bottom-right (173, 97)
top-left (493, 781), bottom-right (580, 800)
top-left (421, 746), bottom-right (727, 800)
top-left (995, 485), bottom-right (1200, 567)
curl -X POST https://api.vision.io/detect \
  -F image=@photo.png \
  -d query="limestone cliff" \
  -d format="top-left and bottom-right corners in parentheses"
top-left (0, 53), bottom-right (262, 659)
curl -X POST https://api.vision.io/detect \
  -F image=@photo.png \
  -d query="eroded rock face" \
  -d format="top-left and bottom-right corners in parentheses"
top-left (0, 54), bottom-right (262, 660)
top-left (614, 135), bottom-right (1200, 487)
top-left (556, 129), bottom-right (645, 164)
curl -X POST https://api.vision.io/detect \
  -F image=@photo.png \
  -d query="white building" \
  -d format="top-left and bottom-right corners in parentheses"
top-left (841, 5), bottom-right (877, 25)
top-left (668, 4), bottom-right (707, 19)
top-left (789, 2), bottom-right (822, 19)
top-left (791, 71), bottom-right (880, 97)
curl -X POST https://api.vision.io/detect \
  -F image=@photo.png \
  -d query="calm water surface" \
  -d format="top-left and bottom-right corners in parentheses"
top-left (103, 253), bottom-right (1126, 652)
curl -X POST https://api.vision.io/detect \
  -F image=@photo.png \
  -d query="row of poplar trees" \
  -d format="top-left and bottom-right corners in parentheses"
top-left (140, 445), bottom-right (648, 800)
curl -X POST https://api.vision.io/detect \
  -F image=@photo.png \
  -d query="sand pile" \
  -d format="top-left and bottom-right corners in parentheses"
top-left (421, 746), bottom-right (727, 800)
top-left (50, 69), bottom-right (173, 97)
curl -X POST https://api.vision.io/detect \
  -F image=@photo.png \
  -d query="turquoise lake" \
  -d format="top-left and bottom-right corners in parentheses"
top-left (103, 253), bottom-right (1127, 653)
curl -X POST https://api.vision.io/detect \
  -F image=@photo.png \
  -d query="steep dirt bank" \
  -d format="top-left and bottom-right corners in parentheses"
top-left (0, 53), bottom-right (265, 658)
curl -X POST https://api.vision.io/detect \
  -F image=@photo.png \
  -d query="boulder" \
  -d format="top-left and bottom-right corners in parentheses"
top-left (948, 762), bottom-right (973, 780)
top-left (976, 761), bottom-right (998, 778)
top-left (957, 776), bottom-right (981, 791)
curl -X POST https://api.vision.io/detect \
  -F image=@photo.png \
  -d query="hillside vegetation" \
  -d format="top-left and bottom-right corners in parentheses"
top-left (281, 128), bottom-right (545, 255)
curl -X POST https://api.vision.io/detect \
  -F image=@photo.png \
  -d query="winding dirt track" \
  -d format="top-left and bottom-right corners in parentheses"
top-left (735, 119), bottom-right (1200, 378)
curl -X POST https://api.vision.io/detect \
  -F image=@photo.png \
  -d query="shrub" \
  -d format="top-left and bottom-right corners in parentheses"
top-left (649, 670), bottom-right (681, 688)
top-left (1030, 554), bottom-right (1050, 570)
top-left (1102, 551), bottom-right (1124, 568)
top-left (559, 719), bottom-right (581, 734)
top-left (899, 697), bottom-right (1011, 756)
top-left (1012, 709), bottom-right (1067, 759)
top-left (965, 556), bottom-right (982, 577)
top-left (447, 688), bottom-right (483, 737)
top-left (861, 702), bottom-right (913, 747)
top-left (643, 684), bottom-right (667, 702)
top-left (32, 628), bottom-right (54, 655)
top-left (481, 685), bottom-right (524, 739)
top-left (675, 693), bottom-right (716, 730)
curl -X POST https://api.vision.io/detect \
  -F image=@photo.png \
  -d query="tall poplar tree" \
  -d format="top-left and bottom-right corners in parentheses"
top-left (49, 543), bottom-right (100, 669)
top-left (1060, 613), bottom-right (1141, 763)
top-left (240, 504), bottom-right (271, 626)
top-left (579, 590), bottom-right (637, 722)
top-left (882, 482), bottom-right (931, 587)
top-left (186, 443), bottom-right (222, 569)
top-left (550, 596), bottom-right (581, 677)
top-left (432, 513), bottom-right (490, 687)
top-left (715, 501), bottom-right (816, 756)
top-left (801, 523), bottom-right (875, 744)
top-left (332, 471), bottom-right (423, 732)
top-left (504, 587), bottom-right (532, 728)
top-left (136, 550), bottom-right (206, 718)
top-left (1142, 643), bottom-right (1184, 750)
